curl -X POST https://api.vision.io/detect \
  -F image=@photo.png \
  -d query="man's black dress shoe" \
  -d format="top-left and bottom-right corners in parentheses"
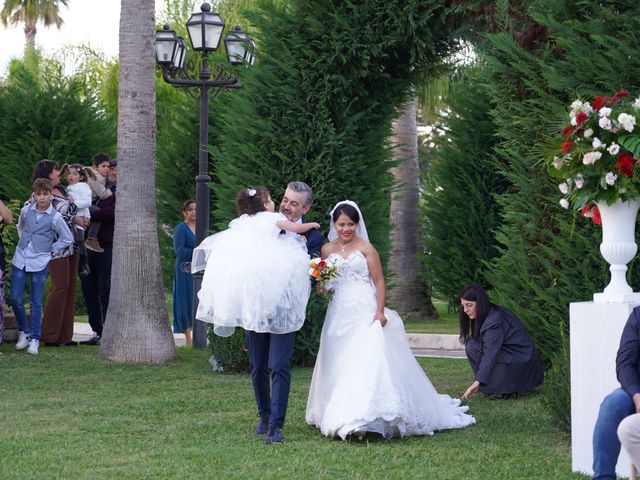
top-left (80, 335), bottom-right (101, 346)
top-left (44, 342), bottom-right (59, 347)
top-left (64, 341), bottom-right (78, 347)
top-left (255, 416), bottom-right (269, 435)
top-left (264, 426), bottom-right (284, 444)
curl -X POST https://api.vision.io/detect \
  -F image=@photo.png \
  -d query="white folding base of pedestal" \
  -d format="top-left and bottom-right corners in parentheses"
top-left (571, 301), bottom-right (640, 477)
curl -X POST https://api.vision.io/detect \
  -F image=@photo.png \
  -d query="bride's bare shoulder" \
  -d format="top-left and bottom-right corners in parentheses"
top-left (321, 242), bottom-right (336, 257)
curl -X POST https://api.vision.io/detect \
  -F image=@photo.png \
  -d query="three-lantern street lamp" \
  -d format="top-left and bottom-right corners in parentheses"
top-left (156, 2), bottom-right (255, 348)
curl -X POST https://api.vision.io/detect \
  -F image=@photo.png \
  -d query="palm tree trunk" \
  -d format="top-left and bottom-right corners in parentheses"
top-left (101, 0), bottom-right (176, 363)
top-left (23, 19), bottom-right (37, 72)
top-left (388, 97), bottom-right (438, 320)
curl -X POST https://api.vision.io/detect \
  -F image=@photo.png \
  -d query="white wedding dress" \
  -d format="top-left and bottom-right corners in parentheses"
top-left (305, 250), bottom-right (475, 439)
top-left (191, 211), bottom-right (311, 337)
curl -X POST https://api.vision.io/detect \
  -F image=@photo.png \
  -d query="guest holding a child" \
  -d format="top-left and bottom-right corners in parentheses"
top-left (32, 160), bottom-right (87, 348)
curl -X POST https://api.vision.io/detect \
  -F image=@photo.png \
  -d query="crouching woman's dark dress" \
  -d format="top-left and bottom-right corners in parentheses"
top-left (464, 306), bottom-right (543, 395)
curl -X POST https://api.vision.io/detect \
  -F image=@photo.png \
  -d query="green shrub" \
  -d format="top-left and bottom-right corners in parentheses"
top-left (541, 332), bottom-right (570, 433)
top-left (207, 326), bottom-right (250, 373)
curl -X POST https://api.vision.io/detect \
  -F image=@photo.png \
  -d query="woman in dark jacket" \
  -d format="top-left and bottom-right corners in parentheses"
top-left (459, 284), bottom-right (543, 400)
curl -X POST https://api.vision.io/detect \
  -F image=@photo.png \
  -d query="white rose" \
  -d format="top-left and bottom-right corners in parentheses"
top-left (583, 102), bottom-right (593, 115)
top-left (599, 116), bottom-right (613, 131)
top-left (618, 113), bottom-right (636, 133)
top-left (634, 98), bottom-right (640, 110)
top-left (599, 107), bottom-right (612, 117)
top-left (592, 137), bottom-right (606, 149)
top-left (607, 143), bottom-right (620, 155)
top-left (570, 115), bottom-right (577, 126)
top-left (559, 182), bottom-right (569, 194)
top-left (583, 128), bottom-right (594, 138)
top-left (571, 99), bottom-right (583, 112)
top-left (559, 198), bottom-right (570, 209)
top-left (583, 151), bottom-right (603, 165)
top-left (575, 174), bottom-right (585, 189)
top-left (605, 171), bottom-right (618, 186)
top-left (552, 156), bottom-right (564, 169)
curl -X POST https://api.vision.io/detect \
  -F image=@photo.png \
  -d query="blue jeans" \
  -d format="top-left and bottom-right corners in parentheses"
top-left (593, 388), bottom-right (636, 479)
top-left (10, 264), bottom-right (48, 341)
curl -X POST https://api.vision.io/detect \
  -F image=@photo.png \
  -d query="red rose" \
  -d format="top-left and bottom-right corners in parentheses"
top-left (562, 137), bottom-right (575, 154)
top-left (616, 152), bottom-right (635, 177)
top-left (580, 205), bottom-right (591, 217)
top-left (591, 206), bottom-right (602, 225)
top-left (593, 96), bottom-right (606, 111)
top-left (575, 111), bottom-right (589, 125)
top-left (561, 125), bottom-right (576, 137)
top-left (614, 90), bottom-right (630, 100)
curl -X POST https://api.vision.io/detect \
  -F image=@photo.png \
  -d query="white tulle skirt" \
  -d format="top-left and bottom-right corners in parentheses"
top-left (306, 281), bottom-right (475, 439)
top-left (193, 227), bottom-right (311, 337)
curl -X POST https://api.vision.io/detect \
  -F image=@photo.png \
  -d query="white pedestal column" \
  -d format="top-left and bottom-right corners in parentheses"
top-left (570, 301), bottom-right (640, 477)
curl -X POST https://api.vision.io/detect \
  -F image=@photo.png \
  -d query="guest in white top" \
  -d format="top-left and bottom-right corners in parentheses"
top-left (62, 164), bottom-right (96, 278)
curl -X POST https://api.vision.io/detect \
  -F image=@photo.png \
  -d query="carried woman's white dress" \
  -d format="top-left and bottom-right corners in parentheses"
top-left (191, 211), bottom-right (310, 337)
top-left (305, 250), bottom-right (475, 439)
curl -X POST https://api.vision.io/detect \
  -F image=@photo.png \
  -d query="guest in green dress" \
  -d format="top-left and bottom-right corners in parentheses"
top-left (172, 200), bottom-right (196, 346)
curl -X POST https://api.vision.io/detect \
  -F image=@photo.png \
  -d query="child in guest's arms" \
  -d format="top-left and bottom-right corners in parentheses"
top-left (85, 153), bottom-right (112, 252)
top-left (192, 186), bottom-right (320, 337)
top-left (11, 178), bottom-right (74, 355)
top-left (62, 163), bottom-right (95, 277)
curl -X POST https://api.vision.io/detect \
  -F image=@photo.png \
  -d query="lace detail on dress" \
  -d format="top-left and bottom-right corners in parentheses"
top-left (327, 251), bottom-right (373, 288)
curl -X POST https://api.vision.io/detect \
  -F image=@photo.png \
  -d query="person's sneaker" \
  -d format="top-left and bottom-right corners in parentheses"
top-left (80, 335), bottom-right (101, 346)
top-left (85, 239), bottom-right (104, 253)
top-left (27, 339), bottom-right (39, 355)
top-left (255, 416), bottom-right (269, 435)
top-left (264, 426), bottom-right (285, 444)
top-left (16, 331), bottom-right (29, 350)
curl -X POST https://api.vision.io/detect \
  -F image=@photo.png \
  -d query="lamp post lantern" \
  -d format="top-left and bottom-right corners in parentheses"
top-left (156, 2), bottom-right (255, 348)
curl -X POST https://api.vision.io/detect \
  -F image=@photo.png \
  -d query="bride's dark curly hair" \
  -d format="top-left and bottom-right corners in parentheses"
top-left (236, 186), bottom-right (270, 216)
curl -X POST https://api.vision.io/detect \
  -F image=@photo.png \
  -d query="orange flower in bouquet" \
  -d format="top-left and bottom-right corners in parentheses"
top-left (309, 257), bottom-right (339, 286)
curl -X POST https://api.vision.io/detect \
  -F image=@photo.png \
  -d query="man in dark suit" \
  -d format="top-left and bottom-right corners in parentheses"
top-left (245, 181), bottom-right (323, 445)
top-left (592, 306), bottom-right (640, 479)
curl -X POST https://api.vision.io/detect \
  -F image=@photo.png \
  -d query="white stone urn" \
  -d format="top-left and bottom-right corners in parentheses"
top-left (593, 198), bottom-right (640, 302)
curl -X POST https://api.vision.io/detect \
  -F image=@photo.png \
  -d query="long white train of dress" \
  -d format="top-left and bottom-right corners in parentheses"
top-left (305, 251), bottom-right (475, 439)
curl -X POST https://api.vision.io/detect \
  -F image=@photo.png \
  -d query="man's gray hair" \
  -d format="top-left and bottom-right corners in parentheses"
top-left (287, 181), bottom-right (314, 206)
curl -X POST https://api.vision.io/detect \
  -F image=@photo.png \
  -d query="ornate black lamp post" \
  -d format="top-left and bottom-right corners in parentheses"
top-left (156, 2), bottom-right (255, 348)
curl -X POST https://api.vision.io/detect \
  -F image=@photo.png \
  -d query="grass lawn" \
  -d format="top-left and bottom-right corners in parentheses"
top-left (0, 345), bottom-right (585, 479)
top-left (403, 299), bottom-right (459, 334)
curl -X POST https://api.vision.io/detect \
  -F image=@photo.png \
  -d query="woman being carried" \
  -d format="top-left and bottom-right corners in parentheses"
top-left (192, 186), bottom-right (319, 337)
top-left (306, 201), bottom-right (475, 440)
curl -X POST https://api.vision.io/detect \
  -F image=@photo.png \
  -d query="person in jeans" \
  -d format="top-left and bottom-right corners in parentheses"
top-left (11, 178), bottom-right (73, 355)
top-left (592, 305), bottom-right (640, 479)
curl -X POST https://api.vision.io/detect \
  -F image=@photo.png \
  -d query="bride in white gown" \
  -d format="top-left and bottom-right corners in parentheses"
top-left (305, 201), bottom-right (475, 440)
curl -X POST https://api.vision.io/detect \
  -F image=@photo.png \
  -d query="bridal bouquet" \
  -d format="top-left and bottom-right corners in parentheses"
top-left (549, 91), bottom-right (640, 221)
top-left (309, 257), bottom-right (338, 286)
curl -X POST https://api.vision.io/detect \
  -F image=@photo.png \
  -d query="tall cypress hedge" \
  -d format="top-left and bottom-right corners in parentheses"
top-left (0, 59), bottom-right (115, 203)
top-left (421, 66), bottom-right (506, 309)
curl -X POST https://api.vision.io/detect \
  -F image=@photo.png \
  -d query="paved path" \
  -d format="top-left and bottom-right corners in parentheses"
top-left (72, 324), bottom-right (465, 359)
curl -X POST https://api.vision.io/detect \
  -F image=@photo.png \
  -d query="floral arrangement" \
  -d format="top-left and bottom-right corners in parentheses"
top-left (309, 257), bottom-right (339, 286)
top-left (549, 91), bottom-right (640, 222)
